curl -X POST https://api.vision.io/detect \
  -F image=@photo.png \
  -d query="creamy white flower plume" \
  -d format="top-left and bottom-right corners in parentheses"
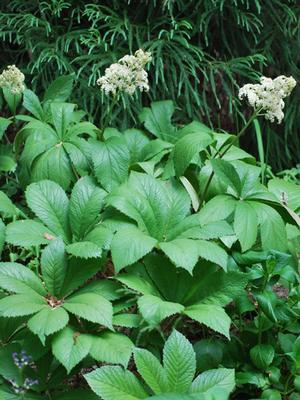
top-left (0, 65), bottom-right (25, 95)
top-left (239, 75), bottom-right (296, 123)
top-left (97, 49), bottom-right (152, 96)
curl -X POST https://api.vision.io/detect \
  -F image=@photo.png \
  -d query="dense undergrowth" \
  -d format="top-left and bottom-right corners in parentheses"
top-left (0, 59), bottom-right (299, 400)
top-left (0, 0), bottom-right (300, 170)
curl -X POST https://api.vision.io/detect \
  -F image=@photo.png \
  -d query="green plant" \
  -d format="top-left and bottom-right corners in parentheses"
top-left (0, 67), bottom-right (300, 400)
top-left (85, 330), bottom-right (235, 399)
top-left (5, 177), bottom-right (112, 259)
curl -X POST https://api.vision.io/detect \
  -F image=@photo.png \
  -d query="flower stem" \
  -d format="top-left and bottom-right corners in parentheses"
top-left (101, 95), bottom-right (118, 136)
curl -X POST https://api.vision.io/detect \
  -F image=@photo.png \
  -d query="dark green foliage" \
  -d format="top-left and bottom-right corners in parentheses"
top-left (1, 0), bottom-right (299, 169)
top-left (0, 73), bottom-right (300, 398)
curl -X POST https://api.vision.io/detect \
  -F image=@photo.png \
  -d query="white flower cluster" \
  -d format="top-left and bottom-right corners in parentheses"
top-left (97, 49), bottom-right (152, 96)
top-left (239, 75), bottom-right (296, 123)
top-left (0, 65), bottom-right (25, 95)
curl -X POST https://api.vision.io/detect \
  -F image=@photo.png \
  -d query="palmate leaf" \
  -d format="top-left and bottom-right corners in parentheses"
top-left (134, 348), bottom-right (169, 395)
top-left (251, 202), bottom-right (287, 252)
top-left (139, 101), bottom-right (177, 143)
top-left (107, 172), bottom-right (191, 241)
top-left (234, 201), bottom-right (258, 252)
top-left (0, 262), bottom-right (46, 296)
top-left (0, 191), bottom-right (19, 217)
top-left (52, 326), bottom-right (92, 373)
top-left (111, 226), bottom-right (157, 272)
top-left (66, 241), bottom-right (102, 259)
top-left (89, 332), bottom-right (134, 367)
top-left (85, 365), bottom-right (148, 400)
top-left (26, 180), bottom-right (71, 243)
top-left (190, 368), bottom-right (235, 397)
top-left (60, 258), bottom-right (105, 297)
top-left (91, 137), bottom-right (130, 192)
top-left (173, 130), bottom-right (214, 176)
top-left (163, 330), bottom-right (196, 393)
top-left (31, 143), bottom-right (75, 190)
top-left (124, 129), bottom-right (150, 164)
top-left (28, 306), bottom-right (69, 344)
top-left (50, 102), bottom-right (75, 139)
top-left (23, 89), bottom-right (44, 120)
top-left (41, 239), bottom-right (67, 296)
top-left (69, 176), bottom-right (106, 240)
top-left (0, 294), bottom-right (46, 317)
top-left (43, 75), bottom-right (74, 103)
top-left (138, 295), bottom-right (184, 325)
top-left (211, 159), bottom-right (241, 196)
top-left (159, 239), bottom-right (199, 274)
top-left (6, 220), bottom-right (55, 247)
top-left (63, 293), bottom-right (113, 329)
top-left (184, 304), bottom-right (231, 339)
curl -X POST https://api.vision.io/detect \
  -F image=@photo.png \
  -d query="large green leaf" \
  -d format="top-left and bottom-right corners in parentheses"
top-left (0, 117), bottom-right (12, 140)
top-left (0, 191), bottom-right (19, 217)
top-left (138, 295), bottom-right (184, 325)
top-left (6, 220), bottom-right (55, 247)
top-left (163, 330), bottom-right (196, 393)
top-left (252, 202), bottom-right (287, 252)
top-left (52, 327), bottom-right (92, 373)
top-left (124, 128), bottom-right (150, 163)
top-left (44, 75), bottom-right (74, 103)
top-left (23, 89), bottom-right (44, 120)
top-left (60, 258), bottom-right (104, 297)
top-left (0, 262), bottom-right (46, 296)
top-left (26, 180), bottom-right (71, 242)
top-left (139, 101), bottom-right (176, 142)
top-left (234, 201), bottom-right (258, 252)
top-left (41, 239), bottom-right (67, 296)
top-left (85, 365), bottom-right (148, 400)
top-left (0, 294), bottom-right (46, 317)
top-left (268, 178), bottom-right (300, 212)
top-left (50, 102), bottom-right (75, 138)
top-left (66, 241), bottom-right (102, 259)
top-left (117, 273), bottom-right (160, 296)
top-left (190, 368), bottom-right (235, 396)
top-left (250, 344), bottom-right (275, 370)
top-left (198, 195), bottom-right (236, 225)
top-left (174, 131), bottom-right (213, 176)
top-left (84, 225), bottom-right (114, 250)
top-left (159, 239), bottom-right (199, 274)
top-left (89, 332), bottom-right (134, 367)
top-left (107, 172), bottom-right (190, 241)
top-left (28, 306), bottom-right (69, 344)
top-left (69, 176), bottom-right (106, 240)
top-left (111, 226), bottom-right (157, 272)
top-left (196, 240), bottom-right (228, 271)
top-left (183, 270), bottom-right (248, 307)
top-left (211, 159), bottom-right (241, 196)
top-left (134, 348), bottom-right (169, 394)
top-left (63, 293), bottom-right (113, 329)
top-left (184, 304), bottom-right (231, 339)
top-left (91, 137), bottom-right (130, 192)
top-left (31, 144), bottom-right (74, 190)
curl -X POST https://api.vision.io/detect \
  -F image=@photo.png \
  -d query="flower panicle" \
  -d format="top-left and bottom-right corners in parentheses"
top-left (239, 75), bottom-right (296, 124)
top-left (0, 65), bottom-right (25, 95)
top-left (97, 49), bottom-right (152, 96)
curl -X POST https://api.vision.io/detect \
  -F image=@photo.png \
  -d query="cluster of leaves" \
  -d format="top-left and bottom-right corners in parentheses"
top-left (0, 76), bottom-right (300, 400)
top-left (1, 0), bottom-right (300, 169)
